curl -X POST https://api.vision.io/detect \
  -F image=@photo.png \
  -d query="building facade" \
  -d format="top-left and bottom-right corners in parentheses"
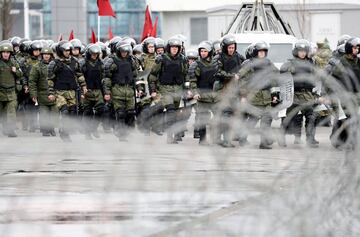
top-left (6, 0), bottom-right (158, 43)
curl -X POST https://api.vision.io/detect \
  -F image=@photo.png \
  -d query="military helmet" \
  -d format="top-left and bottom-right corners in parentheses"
top-left (56, 40), bottom-right (73, 57)
top-left (198, 41), bottom-right (212, 52)
top-left (19, 39), bottom-right (31, 53)
top-left (116, 41), bottom-right (132, 55)
top-left (80, 44), bottom-right (86, 55)
top-left (0, 41), bottom-right (14, 53)
top-left (40, 40), bottom-right (49, 48)
top-left (87, 44), bottom-right (101, 54)
top-left (46, 40), bottom-right (55, 47)
top-left (10, 36), bottom-right (21, 47)
top-left (345, 37), bottom-right (360, 54)
top-left (292, 39), bottom-right (310, 57)
top-left (198, 41), bottom-right (213, 57)
top-left (121, 36), bottom-right (136, 49)
top-left (212, 40), bottom-right (221, 53)
top-left (221, 34), bottom-right (237, 53)
top-left (186, 50), bottom-right (198, 60)
top-left (252, 41), bottom-right (269, 57)
top-left (245, 44), bottom-right (255, 59)
top-left (109, 36), bottom-right (122, 53)
top-left (40, 47), bottom-right (53, 55)
top-left (86, 44), bottom-right (101, 59)
top-left (70, 39), bottom-right (82, 49)
top-left (51, 42), bottom-right (58, 56)
top-left (133, 44), bottom-right (143, 55)
top-left (154, 38), bottom-right (165, 50)
top-left (96, 41), bottom-right (108, 58)
top-left (166, 37), bottom-right (182, 54)
top-left (142, 37), bottom-right (156, 54)
top-left (29, 40), bottom-right (43, 55)
top-left (337, 34), bottom-right (351, 46)
top-left (337, 43), bottom-right (346, 54)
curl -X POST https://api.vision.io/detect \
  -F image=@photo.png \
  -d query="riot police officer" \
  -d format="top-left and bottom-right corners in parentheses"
top-left (29, 47), bottom-right (57, 136)
top-left (20, 40), bottom-right (43, 132)
top-left (213, 34), bottom-right (245, 147)
top-left (148, 38), bottom-right (188, 144)
top-left (0, 41), bottom-right (23, 137)
top-left (280, 39), bottom-right (319, 147)
top-left (188, 41), bottom-right (219, 145)
top-left (81, 44), bottom-right (105, 139)
top-left (47, 40), bottom-right (87, 141)
top-left (238, 41), bottom-right (280, 149)
top-left (154, 38), bottom-right (165, 55)
top-left (103, 41), bottom-right (138, 141)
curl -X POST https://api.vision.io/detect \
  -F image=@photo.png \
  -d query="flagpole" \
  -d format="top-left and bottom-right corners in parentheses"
top-left (97, 15), bottom-right (100, 42)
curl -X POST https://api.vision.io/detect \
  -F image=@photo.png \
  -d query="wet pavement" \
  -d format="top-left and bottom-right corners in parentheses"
top-left (0, 125), bottom-right (353, 236)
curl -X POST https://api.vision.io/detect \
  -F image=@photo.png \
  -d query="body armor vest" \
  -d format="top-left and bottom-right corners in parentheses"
top-left (111, 57), bottom-right (133, 86)
top-left (85, 60), bottom-right (102, 89)
top-left (197, 60), bottom-right (217, 90)
top-left (54, 58), bottom-right (78, 90)
top-left (159, 55), bottom-right (184, 85)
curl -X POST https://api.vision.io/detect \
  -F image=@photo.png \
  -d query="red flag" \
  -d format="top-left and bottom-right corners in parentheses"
top-left (150, 16), bottom-right (158, 37)
top-left (108, 27), bottom-right (114, 40)
top-left (97, 0), bottom-right (116, 18)
top-left (91, 29), bottom-right (97, 43)
top-left (68, 30), bottom-right (74, 41)
top-left (58, 34), bottom-right (63, 42)
top-left (141, 5), bottom-right (153, 41)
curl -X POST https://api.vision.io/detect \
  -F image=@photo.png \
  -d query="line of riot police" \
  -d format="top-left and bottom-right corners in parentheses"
top-left (0, 33), bottom-right (359, 150)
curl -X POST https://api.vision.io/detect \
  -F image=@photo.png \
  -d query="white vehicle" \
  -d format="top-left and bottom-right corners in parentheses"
top-left (224, 0), bottom-right (298, 68)
top-left (234, 32), bottom-right (297, 68)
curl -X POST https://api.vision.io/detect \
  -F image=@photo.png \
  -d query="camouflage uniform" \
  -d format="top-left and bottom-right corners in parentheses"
top-left (136, 52), bottom-right (161, 135)
top-left (29, 50), bottom-right (58, 136)
top-left (280, 57), bottom-right (318, 146)
top-left (19, 54), bottom-right (41, 131)
top-left (213, 47), bottom-right (245, 147)
top-left (0, 43), bottom-right (23, 137)
top-left (103, 49), bottom-right (138, 140)
top-left (188, 47), bottom-right (219, 145)
top-left (80, 48), bottom-right (105, 139)
top-left (48, 41), bottom-right (87, 141)
top-left (313, 42), bottom-right (332, 126)
top-left (148, 49), bottom-right (188, 144)
top-left (238, 56), bottom-right (280, 149)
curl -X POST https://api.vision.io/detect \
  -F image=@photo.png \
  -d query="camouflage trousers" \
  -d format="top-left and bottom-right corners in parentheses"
top-left (54, 90), bottom-right (78, 133)
top-left (55, 90), bottom-right (77, 109)
top-left (0, 99), bottom-right (17, 132)
top-left (82, 89), bottom-right (105, 134)
top-left (158, 85), bottom-right (183, 108)
top-left (111, 85), bottom-right (135, 112)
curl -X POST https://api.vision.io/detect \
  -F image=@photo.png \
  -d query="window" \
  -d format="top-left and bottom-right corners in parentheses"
top-left (190, 18), bottom-right (207, 45)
